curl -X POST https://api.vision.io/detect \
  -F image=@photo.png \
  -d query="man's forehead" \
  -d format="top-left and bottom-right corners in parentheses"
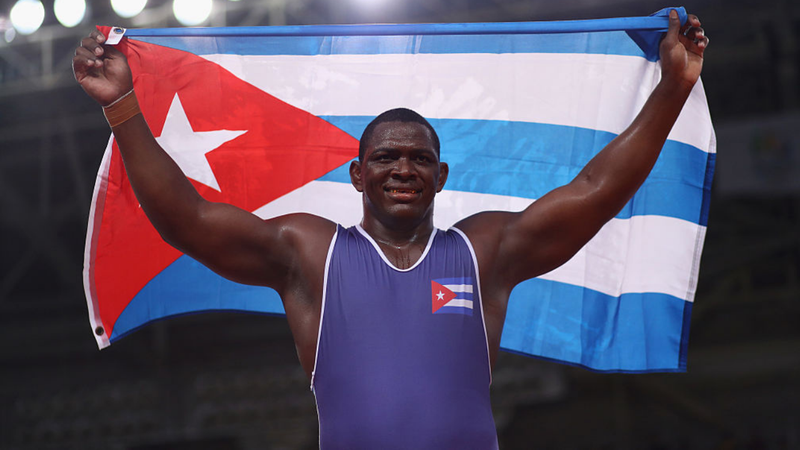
top-left (366, 121), bottom-right (436, 148)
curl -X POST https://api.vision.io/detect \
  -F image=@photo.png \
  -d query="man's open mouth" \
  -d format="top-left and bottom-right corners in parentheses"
top-left (388, 189), bottom-right (420, 194)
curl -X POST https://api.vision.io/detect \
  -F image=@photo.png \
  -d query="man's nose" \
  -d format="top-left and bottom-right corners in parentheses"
top-left (392, 157), bottom-right (415, 178)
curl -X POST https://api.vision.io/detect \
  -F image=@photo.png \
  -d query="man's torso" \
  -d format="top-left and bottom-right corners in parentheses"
top-left (310, 225), bottom-right (499, 449)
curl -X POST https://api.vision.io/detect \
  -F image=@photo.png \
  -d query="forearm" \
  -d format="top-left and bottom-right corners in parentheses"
top-left (110, 110), bottom-right (206, 247)
top-left (492, 78), bottom-right (696, 285)
top-left (575, 9), bottom-right (706, 218)
top-left (574, 77), bottom-right (695, 217)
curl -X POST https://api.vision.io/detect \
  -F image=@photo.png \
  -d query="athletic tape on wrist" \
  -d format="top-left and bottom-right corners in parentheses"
top-left (103, 89), bottom-right (140, 128)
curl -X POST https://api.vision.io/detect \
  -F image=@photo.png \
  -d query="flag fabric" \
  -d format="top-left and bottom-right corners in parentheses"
top-left (84, 7), bottom-right (715, 373)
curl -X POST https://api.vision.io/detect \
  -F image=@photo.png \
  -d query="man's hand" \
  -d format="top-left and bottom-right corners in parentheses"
top-left (72, 30), bottom-right (133, 106)
top-left (660, 10), bottom-right (708, 90)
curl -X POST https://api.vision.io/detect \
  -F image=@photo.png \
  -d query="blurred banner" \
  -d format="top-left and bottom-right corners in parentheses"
top-left (716, 112), bottom-right (800, 195)
top-left (84, 8), bottom-right (715, 373)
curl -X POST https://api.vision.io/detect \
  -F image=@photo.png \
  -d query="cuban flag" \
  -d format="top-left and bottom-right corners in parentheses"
top-left (84, 7), bottom-right (715, 373)
top-left (431, 278), bottom-right (474, 316)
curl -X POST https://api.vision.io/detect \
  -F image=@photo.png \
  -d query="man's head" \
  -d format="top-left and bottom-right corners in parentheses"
top-left (350, 108), bottom-right (448, 231)
top-left (359, 108), bottom-right (440, 162)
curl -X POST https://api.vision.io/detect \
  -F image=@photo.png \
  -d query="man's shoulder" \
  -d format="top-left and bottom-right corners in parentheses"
top-left (452, 210), bottom-right (516, 245)
top-left (450, 210), bottom-right (521, 291)
top-left (266, 212), bottom-right (338, 255)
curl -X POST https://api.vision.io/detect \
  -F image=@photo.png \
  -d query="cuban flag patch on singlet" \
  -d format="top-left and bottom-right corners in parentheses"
top-left (431, 278), bottom-right (474, 316)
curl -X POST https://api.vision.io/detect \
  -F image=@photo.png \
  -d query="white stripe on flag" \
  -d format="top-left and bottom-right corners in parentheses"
top-left (203, 53), bottom-right (713, 153)
top-left (445, 299), bottom-right (474, 309)
top-left (254, 180), bottom-right (703, 302)
top-left (444, 284), bottom-right (473, 293)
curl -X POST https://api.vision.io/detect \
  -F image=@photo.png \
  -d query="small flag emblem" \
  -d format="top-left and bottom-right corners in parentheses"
top-left (431, 278), bottom-right (474, 315)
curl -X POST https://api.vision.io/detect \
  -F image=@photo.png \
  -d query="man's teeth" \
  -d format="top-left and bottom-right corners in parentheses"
top-left (390, 189), bottom-right (418, 193)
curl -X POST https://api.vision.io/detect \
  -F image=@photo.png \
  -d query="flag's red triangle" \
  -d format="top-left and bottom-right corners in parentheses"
top-left (431, 281), bottom-right (457, 313)
top-left (91, 29), bottom-right (359, 337)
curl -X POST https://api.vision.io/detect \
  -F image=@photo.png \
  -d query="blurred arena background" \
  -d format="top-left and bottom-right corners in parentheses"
top-left (1, 0), bottom-right (798, 448)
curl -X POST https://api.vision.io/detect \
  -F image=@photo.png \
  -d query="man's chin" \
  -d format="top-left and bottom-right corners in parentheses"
top-left (370, 203), bottom-right (430, 224)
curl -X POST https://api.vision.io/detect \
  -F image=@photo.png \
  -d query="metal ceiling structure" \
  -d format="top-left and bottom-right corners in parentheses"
top-left (1, 0), bottom-right (798, 449)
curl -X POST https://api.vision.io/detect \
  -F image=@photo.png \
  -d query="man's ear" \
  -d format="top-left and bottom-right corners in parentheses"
top-left (349, 160), bottom-right (364, 192)
top-left (436, 162), bottom-right (449, 193)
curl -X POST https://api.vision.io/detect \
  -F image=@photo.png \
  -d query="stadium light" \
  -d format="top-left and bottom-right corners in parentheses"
top-left (173, 0), bottom-right (212, 26)
top-left (54, 0), bottom-right (86, 28)
top-left (0, 17), bottom-right (11, 42)
top-left (10, 0), bottom-right (45, 35)
top-left (111, 0), bottom-right (147, 19)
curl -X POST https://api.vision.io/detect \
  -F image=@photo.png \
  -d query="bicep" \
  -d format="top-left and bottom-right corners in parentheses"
top-left (459, 179), bottom-right (612, 289)
top-left (169, 202), bottom-right (334, 290)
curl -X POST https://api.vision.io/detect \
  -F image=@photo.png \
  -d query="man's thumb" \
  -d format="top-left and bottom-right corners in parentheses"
top-left (668, 9), bottom-right (680, 34)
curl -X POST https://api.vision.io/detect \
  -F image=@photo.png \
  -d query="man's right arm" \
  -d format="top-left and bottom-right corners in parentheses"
top-left (73, 31), bottom-right (334, 293)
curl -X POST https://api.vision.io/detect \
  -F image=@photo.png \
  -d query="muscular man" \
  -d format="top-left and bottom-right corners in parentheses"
top-left (73, 10), bottom-right (707, 448)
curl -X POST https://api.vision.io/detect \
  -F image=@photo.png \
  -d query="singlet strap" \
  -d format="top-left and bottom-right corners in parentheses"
top-left (310, 225), bottom-right (340, 391)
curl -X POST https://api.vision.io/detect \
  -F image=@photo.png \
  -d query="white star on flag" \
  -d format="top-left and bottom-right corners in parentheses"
top-left (155, 94), bottom-right (247, 192)
top-left (436, 291), bottom-right (445, 301)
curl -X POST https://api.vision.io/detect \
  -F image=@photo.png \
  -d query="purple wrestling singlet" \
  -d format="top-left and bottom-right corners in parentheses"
top-left (311, 225), bottom-right (498, 449)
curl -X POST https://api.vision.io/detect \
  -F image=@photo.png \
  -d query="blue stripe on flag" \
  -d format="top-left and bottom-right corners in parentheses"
top-left (130, 30), bottom-right (653, 59)
top-left (436, 307), bottom-right (473, 316)
top-left (436, 277), bottom-right (472, 285)
top-left (125, 10), bottom-right (684, 61)
top-left (125, 13), bottom-right (678, 38)
top-left (115, 254), bottom-right (689, 373)
top-left (319, 116), bottom-right (714, 225)
top-left (112, 255), bottom-right (284, 342)
top-left (500, 278), bottom-right (690, 373)
top-left (700, 153), bottom-right (716, 227)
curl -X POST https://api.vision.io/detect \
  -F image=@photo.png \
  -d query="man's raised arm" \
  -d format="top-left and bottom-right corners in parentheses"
top-left (72, 31), bottom-right (334, 292)
top-left (457, 10), bottom-right (709, 292)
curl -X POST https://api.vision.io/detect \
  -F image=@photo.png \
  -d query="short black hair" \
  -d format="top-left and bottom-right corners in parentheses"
top-left (358, 108), bottom-right (440, 161)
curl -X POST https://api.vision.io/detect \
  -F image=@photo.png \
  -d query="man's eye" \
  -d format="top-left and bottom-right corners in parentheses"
top-left (416, 156), bottom-right (431, 163)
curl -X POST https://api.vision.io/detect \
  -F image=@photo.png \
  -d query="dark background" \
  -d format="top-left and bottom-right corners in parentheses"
top-left (1, 0), bottom-right (799, 449)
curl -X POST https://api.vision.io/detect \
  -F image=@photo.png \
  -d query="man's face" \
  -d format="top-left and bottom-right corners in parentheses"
top-left (350, 121), bottom-right (448, 228)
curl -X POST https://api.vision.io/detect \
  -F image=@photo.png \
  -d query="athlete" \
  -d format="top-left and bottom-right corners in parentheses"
top-left (73, 9), bottom-right (707, 448)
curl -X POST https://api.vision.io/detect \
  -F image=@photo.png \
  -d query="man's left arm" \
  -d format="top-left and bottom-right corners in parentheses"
top-left (457, 10), bottom-right (708, 292)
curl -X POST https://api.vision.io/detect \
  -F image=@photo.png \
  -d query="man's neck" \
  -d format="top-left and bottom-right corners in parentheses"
top-left (360, 216), bottom-right (434, 247)
top-left (360, 217), bottom-right (435, 269)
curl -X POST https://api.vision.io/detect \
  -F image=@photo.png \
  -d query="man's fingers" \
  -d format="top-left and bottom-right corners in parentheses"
top-left (679, 14), bottom-right (705, 43)
top-left (76, 32), bottom-right (125, 72)
top-left (79, 30), bottom-right (110, 58)
top-left (72, 52), bottom-right (97, 81)
top-left (683, 26), bottom-right (705, 40)
top-left (89, 29), bottom-right (106, 43)
top-left (680, 25), bottom-right (708, 54)
top-left (695, 36), bottom-right (709, 52)
top-left (74, 45), bottom-right (96, 62)
top-left (73, 47), bottom-right (96, 70)
top-left (79, 35), bottom-right (104, 57)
